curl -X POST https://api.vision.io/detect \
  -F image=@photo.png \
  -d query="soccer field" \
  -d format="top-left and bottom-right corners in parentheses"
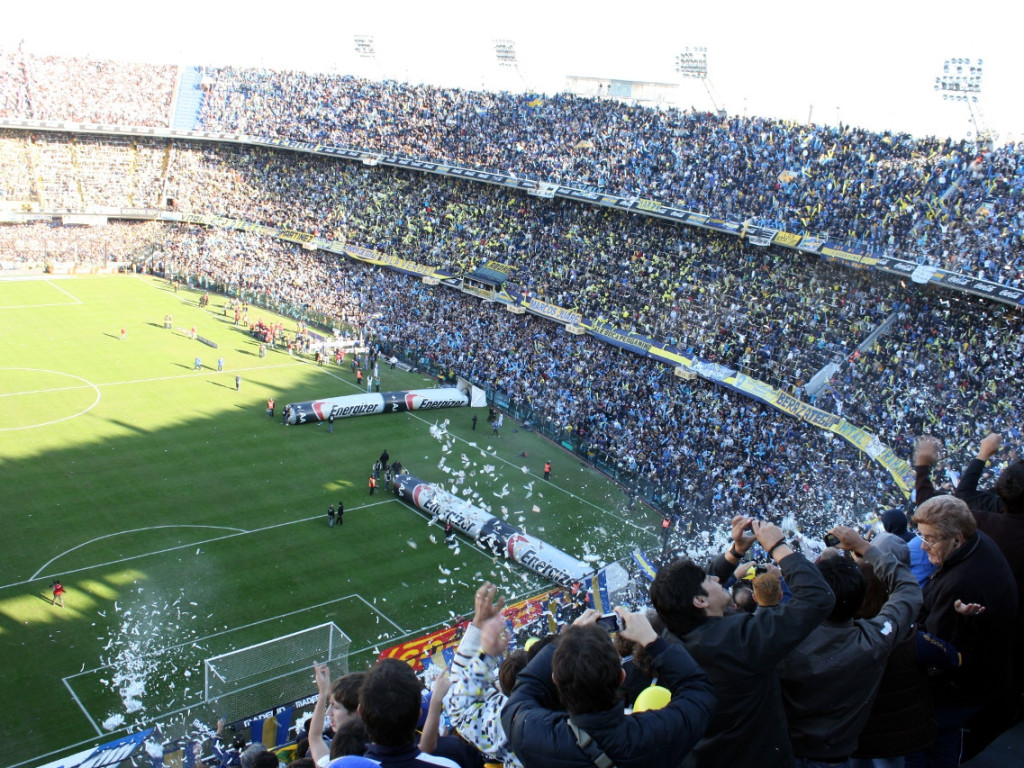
top-left (0, 273), bottom-right (660, 767)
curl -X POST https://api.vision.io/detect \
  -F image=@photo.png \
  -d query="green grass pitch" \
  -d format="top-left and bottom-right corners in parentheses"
top-left (0, 273), bottom-right (662, 767)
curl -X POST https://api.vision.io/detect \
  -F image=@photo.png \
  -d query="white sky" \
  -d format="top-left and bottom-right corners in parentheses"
top-left (3, 0), bottom-right (1022, 142)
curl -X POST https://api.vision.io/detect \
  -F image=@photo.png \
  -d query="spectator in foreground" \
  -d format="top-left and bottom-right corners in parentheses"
top-left (327, 657), bottom-right (459, 768)
top-left (649, 515), bottom-right (834, 768)
top-left (501, 607), bottom-right (714, 768)
top-left (776, 525), bottom-right (921, 767)
top-left (752, 568), bottom-right (784, 610)
top-left (914, 432), bottom-right (1024, 707)
top-left (848, 555), bottom-right (936, 767)
top-left (446, 581), bottom-right (525, 767)
top-left (328, 672), bottom-right (365, 737)
top-left (909, 495), bottom-right (1018, 767)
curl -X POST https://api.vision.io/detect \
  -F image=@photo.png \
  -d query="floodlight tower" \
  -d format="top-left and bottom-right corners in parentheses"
top-left (353, 34), bottom-right (384, 80)
top-left (675, 47), bottom-right (725, 117)
top-left (492, 38), bottom-right (529, 91)
top-left (354, 34), bottom-right (376, 59)
top-left (934, 57), bottom-right (994, 147)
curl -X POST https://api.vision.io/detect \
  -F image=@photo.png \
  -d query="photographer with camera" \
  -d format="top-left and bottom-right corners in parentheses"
top-left (649, 515), bottom-right (834, 768)
top-left (501, 606), bottom-right (714, 768)
top-left (775, 524), bottom-right (922, 767)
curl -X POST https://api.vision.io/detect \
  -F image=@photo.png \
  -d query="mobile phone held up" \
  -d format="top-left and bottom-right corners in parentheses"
top-left (596, 612), bottom-right (624, 633)
top-left (823, 533), bottom-right (841, 548)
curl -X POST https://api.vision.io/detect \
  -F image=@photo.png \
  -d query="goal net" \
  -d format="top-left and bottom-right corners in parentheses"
top-left (204, 623), bottom-right (351, 719)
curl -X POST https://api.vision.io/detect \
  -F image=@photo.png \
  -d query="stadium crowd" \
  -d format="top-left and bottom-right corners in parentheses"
top-left (0, 131), bottom-right (1019, 482)
top-left (1, 52), bottom-right (1023, 287)
top-left (192, 66), bottom-right (1024, 289)
top-left (0, 48), bottom-right (176, 127)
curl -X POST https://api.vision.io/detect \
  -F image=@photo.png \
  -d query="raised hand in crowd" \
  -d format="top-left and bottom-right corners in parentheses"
top-left (472, 580), bottom-right (504, 628)
top-left (826, 524), bottom-right (872, 556)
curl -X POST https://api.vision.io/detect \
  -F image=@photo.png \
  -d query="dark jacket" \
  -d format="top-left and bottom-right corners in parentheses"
top-left (915, 462), bottom-right (943, 508)
top-left (919, 530), bottom-right (1018, 707)
top-left (957, 459), bottom-right (1024, 624)
top-left (670, 553), bottom-right (835, 768)
top-left (956, 458), bottom-right (1020, 516)
top-left (501, 638), bottom-right (715, 768)
top-left (776, 546), bottom-right (922, 761)
top-left (852, 637), bottom-right (935, 759)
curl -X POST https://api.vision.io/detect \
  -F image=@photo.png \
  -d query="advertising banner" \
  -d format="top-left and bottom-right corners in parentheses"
top-left (393, 474), bottom-right (626, 588)
top-left (379, 588), bottom-right (569, 670)
top-left (283, 387), bottom-right (482, 425)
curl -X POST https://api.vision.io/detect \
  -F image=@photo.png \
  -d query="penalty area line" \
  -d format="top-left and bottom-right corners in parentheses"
top-left (62, 676), bottom-right (103, 737)
top-left (353, 593), bottom-right (406, 634)
top-left (44, 280), bottom-right (83, 303)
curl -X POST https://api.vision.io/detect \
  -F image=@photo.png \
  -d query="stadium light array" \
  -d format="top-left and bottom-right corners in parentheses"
top-left (933, 56), bottom-right (994, 145)
top-left (354, 35), bottom-right (376, 59)
top-left (675, 47), bottom-right (708, 79)
top-left (493, 39), bottom-right (519, 68)
top-left (675, 47), bottom-right (725, 116)
top-left (934, 57), bottom-right (983, 97)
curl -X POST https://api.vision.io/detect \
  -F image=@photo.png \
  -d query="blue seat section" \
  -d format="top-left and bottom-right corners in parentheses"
top-left (172, 66), bottom-right (205, 130)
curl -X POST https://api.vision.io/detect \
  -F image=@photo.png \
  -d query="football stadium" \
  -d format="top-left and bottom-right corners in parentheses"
top-left (1, 16), bottom-right (1023, 768)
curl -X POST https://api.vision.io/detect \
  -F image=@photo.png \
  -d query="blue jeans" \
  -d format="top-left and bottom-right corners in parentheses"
top-left (904, 706), bottom-right (978, 768)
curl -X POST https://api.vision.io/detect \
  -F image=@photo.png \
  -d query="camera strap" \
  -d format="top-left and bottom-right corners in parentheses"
top-left (567, 718), bottom-right (617, 768)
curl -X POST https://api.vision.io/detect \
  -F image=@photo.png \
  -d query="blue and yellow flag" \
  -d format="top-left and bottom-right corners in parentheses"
top-left (631, 548), bottom-right (658, 582)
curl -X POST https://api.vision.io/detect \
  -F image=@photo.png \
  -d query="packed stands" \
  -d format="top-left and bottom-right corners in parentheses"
top-left (0, 52), bottom-right (1022, 287)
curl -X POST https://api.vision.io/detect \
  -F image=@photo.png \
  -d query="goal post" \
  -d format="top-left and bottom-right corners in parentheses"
top-left (203, 622), bottom-right (351, 719)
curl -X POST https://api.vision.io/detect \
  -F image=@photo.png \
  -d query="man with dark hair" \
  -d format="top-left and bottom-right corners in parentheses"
top-left (550, 625), bottom-right (623, 715)
top-left (311, 660), bottom-right (459, 768)
top-left (501, 607), bottom-right (714, 768)
top-left (649, 516), bottom-right (834, 768)
top-left (359, 660), bottom-right (422, 746)
top-left (249, 752), bottom-right (280, 768)
top-left (328, 672), bottom-right (365, 735)
top-left (776, 526), bottom-right (921, 766)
